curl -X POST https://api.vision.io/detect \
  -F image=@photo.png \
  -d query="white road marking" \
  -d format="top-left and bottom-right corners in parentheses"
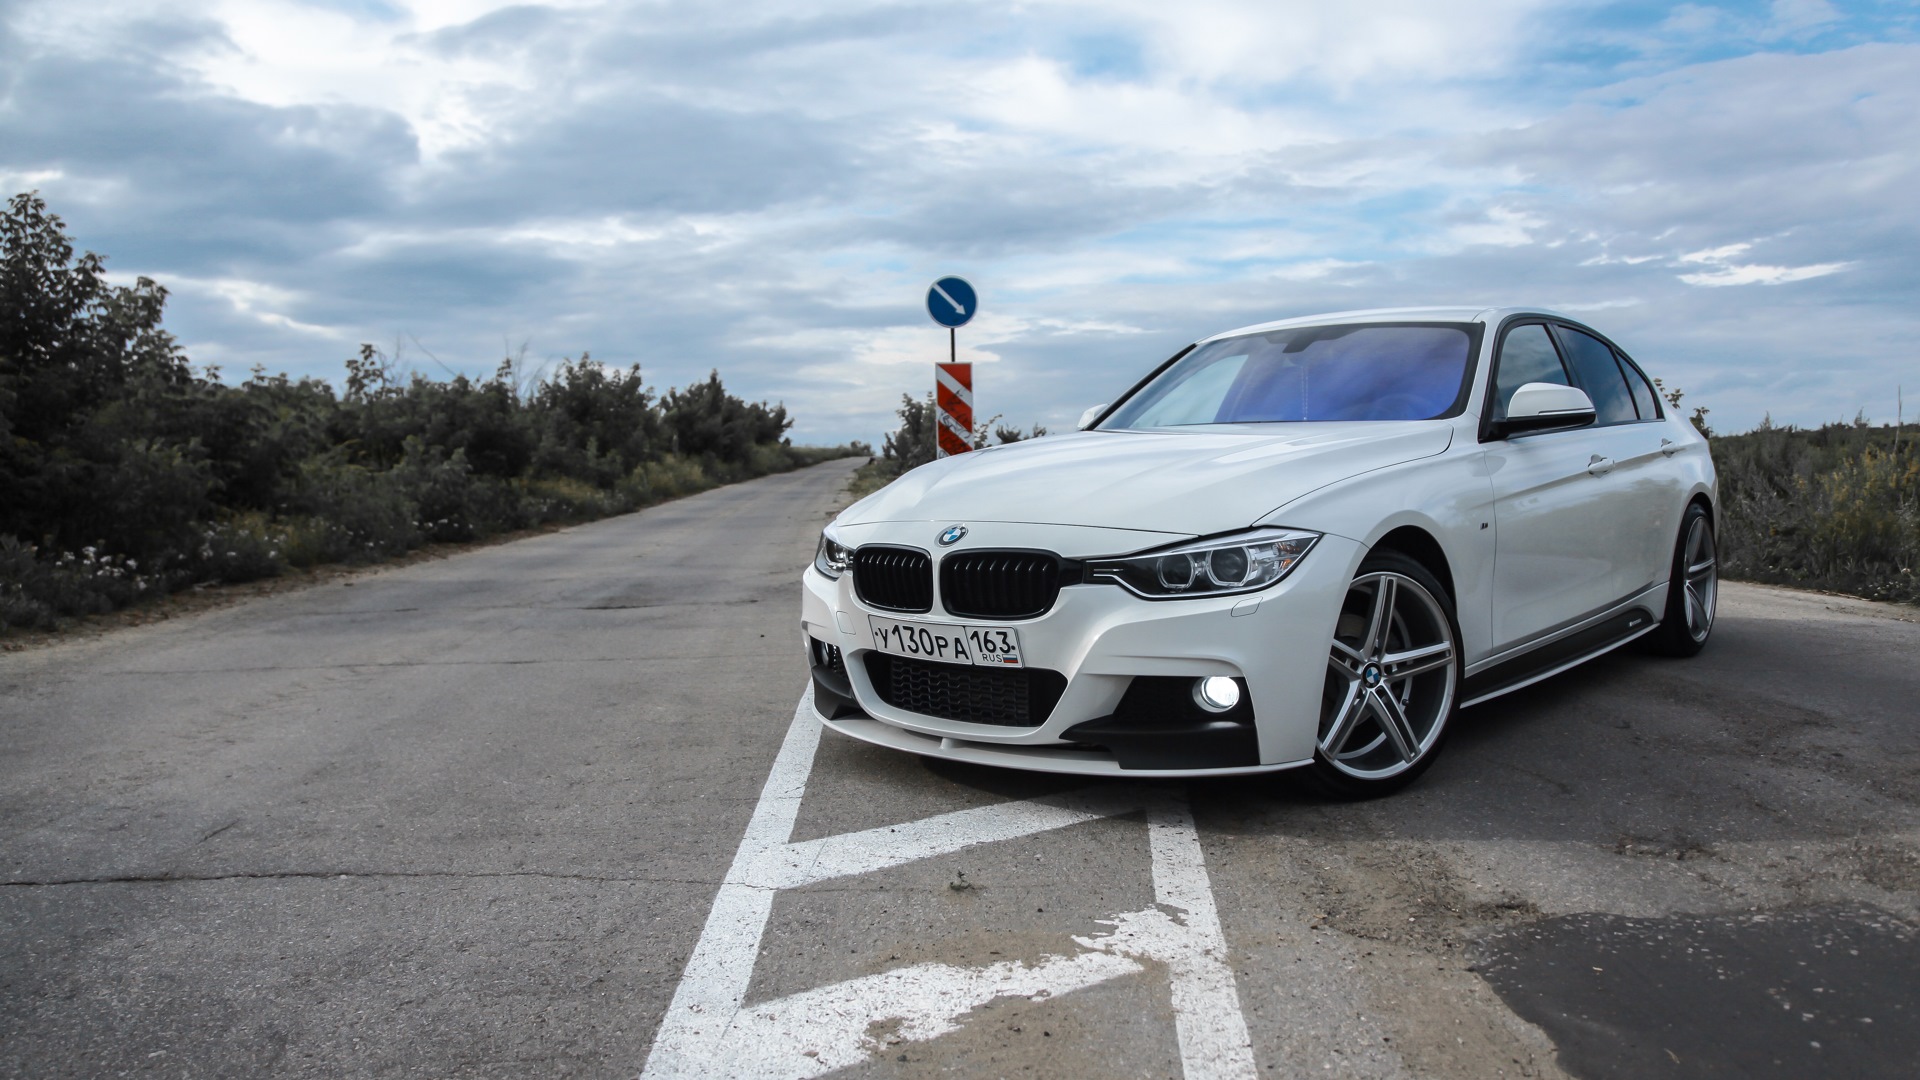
top-left (773, 788), bottom-right (1140, 889)
top-left (1145, 795), bottom-right (1260, 1079)
top-left (642, 693), bottom-right (822, 1079)
top-left (710, 949), bottom-right (1145, 1079)
top-left (639, 688), bottom-right (1259, 1079)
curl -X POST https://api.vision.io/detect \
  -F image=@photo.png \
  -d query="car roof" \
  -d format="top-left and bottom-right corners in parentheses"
top-left (1200, 306), bottom-right (1577, 344)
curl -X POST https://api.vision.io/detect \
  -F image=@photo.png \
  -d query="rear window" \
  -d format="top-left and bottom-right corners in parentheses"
top-left (1555, 326), bottom-right (1638, 425)
top-left (1619, 352), bottom-right (1661, 420)
top-left (1101, 323), bottom-right (1476, 428)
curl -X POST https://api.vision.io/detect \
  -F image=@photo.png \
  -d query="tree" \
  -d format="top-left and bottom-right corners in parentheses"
top-left (881, 392), bottom-right (937, 472)
top-left (661, 370), bottom-right (792, 465)
top-left (1, 191), bottom-right (207, 553)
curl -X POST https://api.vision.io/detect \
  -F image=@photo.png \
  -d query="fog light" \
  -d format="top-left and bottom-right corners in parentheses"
top-left (1192, 676), bottom-right (1241, 713)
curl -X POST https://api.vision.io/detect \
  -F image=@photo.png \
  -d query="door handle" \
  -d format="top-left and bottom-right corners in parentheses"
top-left (1660, 438), bottom-right (1678, 457)
top-left (1587, 454), bottom-right (1615, 476)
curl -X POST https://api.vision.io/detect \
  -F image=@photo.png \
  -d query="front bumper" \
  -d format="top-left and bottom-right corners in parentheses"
top-left (799, 530), bottom-right (1362, 777)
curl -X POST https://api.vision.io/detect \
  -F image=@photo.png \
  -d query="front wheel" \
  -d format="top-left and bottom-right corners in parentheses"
top-left (1306, 551), bottom-right (1461, 799)
top-left (1646, 503), bottom-right (1717, 657)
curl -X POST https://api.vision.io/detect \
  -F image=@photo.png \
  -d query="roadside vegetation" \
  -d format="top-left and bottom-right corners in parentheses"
top-left (0, 192), bottom-right (862, 632)
top-left (1715, 416), bottom-right (1917, 604)
top-left (847, 392), bottom-right (1046, 499)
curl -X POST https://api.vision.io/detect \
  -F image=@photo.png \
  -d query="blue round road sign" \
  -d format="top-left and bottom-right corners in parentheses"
top-left (926, 277), bottom-right (977, 328)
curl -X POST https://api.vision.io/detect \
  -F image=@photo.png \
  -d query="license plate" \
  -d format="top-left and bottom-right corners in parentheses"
top-left (867, 616), bottom-right (1024, 668)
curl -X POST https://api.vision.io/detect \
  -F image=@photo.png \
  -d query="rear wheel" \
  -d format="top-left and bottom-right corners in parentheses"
top-left (1647, 503), bottom-right (1716, 657)
top-left (1306, 551), bottom-right (1461, 799)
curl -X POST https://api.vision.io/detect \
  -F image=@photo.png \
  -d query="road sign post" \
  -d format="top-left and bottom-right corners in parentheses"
top-left (927, 277), bottom-right (977, 458)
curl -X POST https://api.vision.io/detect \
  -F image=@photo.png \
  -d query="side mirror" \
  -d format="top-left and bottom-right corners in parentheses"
top-left (1497, 383), bottom-right (1595, 437)
top-left (1077, 404), bottom-right (1109, 430)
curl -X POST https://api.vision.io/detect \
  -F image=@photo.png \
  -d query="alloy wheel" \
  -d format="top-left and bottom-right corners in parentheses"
top-left (1683, 515), bottom-right (1717, 643)
top-left (1319, 571), bottom-right (1458, 780)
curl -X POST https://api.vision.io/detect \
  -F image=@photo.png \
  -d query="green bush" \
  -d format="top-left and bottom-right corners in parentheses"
top-left (180, 517), bottom-right (286, 585)
top-left (1715, 419), bottom-right (1918, 603)
top-left (0, 536), bottom-right (159, 628)
top-left (636, 454), bottom-right (713, 501)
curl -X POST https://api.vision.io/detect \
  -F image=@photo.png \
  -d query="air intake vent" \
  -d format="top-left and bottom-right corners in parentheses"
top-left (864, 654), bottom-right (1067, 728)
top-left (941, 551), bottom-right (1064, 620)
top-left (852, 546), bottom-right (933, 613)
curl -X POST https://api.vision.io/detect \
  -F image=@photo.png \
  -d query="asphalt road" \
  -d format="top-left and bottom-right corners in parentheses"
top-left (2, 457), bottom-right (1915, 1079)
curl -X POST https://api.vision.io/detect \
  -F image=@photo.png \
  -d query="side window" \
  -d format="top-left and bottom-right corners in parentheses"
top-left (1490, 323), bottom-right (1568, 421)
top-left (1617, 351), bottom-right (1661, 420)
top-left (1555, 326), bottom-right (1637, 425)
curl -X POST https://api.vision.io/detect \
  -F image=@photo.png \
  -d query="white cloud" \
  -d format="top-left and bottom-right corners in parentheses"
top-left (182, 0), bottom-right (537, 159)
top-left (1678, 243), bottom-right (1755, 264)
top-left (0, 168), bottom-right (64, 191)
top-left (1056, 0), bottom-right (1556, 87)
top-left (1675, 240), bottom-right (1854, 287)
top-left (1677, 261), bottom-right (1853, 287)
top-left (1548, 298), bottom-right (1644, 312)
top-left (166, 274), bottom-right (346, 338)
top-left (1763, 0), bottom-right (1842, 40)
top-left (1447, 206), bottom-right (1546, 249)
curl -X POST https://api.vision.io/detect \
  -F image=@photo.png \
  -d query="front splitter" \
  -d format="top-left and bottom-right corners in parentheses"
top-left (820, 709), bottom-right (1311, 779)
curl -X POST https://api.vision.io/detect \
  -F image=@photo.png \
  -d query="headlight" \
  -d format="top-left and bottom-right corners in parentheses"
top-left (814, 530), bottom-right (852, 578)
top-left (1089, 527), bottom-right (1319, 599)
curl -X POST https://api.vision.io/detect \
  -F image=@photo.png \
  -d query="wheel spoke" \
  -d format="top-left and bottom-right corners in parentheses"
top-left (1326, 653), bottom-right (1361, 684)
top-left (1687, 585), bottom-right (1709, 632)
top-left (1364, 577), bottom-right (1398, 658)
top-left (1382, 641), bottom-right (1452, 680)
top-left (1318, 682), bottom-right (1366, 756)
top-left (1328, 637), bottom-right (1367, 676)
top-left (1687, 557), bottom-right (1716, 579)
top-left (1367, 690), bottom-right (1419, 762)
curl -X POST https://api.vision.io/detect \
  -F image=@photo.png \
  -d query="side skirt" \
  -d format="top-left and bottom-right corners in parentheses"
top-left (1459, 607), bottom-right (1659, 708)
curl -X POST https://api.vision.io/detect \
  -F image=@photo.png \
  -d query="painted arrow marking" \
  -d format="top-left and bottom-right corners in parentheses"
top-left (639, 687), bottom-right (1258, 1079)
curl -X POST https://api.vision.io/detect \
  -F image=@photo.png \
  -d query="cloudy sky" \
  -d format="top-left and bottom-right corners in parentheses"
top-left (3, 0), bottom-right (1914, 443)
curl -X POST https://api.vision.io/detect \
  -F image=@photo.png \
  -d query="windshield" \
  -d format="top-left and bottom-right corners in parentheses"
top-left (1101, 323), bottom-right (1478, 428)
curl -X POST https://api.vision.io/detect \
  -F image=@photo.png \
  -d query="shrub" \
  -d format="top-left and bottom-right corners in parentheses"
top-left (181, 516), bottom-right (285, 585)
top-left (0, 536), bottom-right (159, 630)
top-left (1715, 420), bottom-right (1918, 604)
top-left (292, 451), bottom-right (420, 561)
top-left (636, 454), bottom-right (713, 501)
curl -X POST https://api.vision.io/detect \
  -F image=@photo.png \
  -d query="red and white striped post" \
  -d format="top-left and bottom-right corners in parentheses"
top-left (935, 361), bottom-right (972, 458)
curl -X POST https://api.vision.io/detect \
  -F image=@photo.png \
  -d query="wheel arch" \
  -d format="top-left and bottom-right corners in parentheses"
top-left (1367, 524), bottom-right (1456, 606)
top-left (1688, 489), bottom-right (1714, 522)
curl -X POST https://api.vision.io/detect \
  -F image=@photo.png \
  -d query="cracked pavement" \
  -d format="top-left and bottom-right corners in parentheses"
top-left (3, 457), bottom-right (1917, 1078)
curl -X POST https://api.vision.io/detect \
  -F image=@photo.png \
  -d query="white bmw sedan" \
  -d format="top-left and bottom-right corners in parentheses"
top-left (801, 307), bottom-right (1717, 796)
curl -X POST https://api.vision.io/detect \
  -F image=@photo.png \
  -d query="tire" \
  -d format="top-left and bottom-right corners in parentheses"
top-left (1305, 550), bottom-right (1462, 799)
top-left (1646, 502), bottom-right (1717, 658)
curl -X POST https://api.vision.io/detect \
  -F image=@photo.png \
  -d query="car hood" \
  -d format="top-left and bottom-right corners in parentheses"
top-left (840, 422), bottom-right (1454, 540)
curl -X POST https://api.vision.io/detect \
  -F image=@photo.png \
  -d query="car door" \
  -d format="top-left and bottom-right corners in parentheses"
top-left (1483, 321), bottom-right (1643, 652)
top-left (1550, 324), bottom-right (1686, 603)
